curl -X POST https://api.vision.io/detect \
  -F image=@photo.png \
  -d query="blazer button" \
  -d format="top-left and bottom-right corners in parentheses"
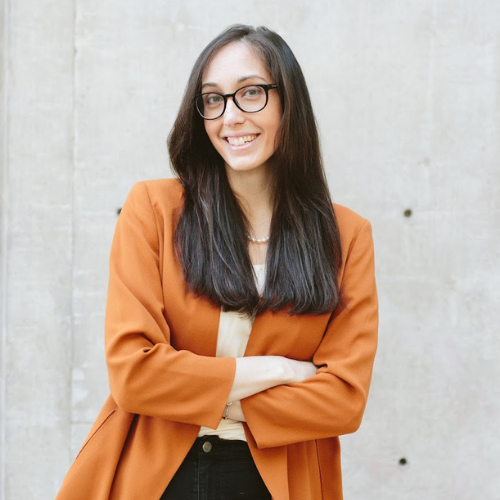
top-left (202, 441), bottom-right (212, 453)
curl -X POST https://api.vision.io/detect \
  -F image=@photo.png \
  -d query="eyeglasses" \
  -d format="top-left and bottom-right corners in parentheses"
top-left (195, 83), bottom-right (278, 120)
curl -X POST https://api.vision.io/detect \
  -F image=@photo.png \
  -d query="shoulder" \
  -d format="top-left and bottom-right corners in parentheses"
top-left (124, 178), bottom-right (184, 214)
top-left (333, 203), bottom-right (374, 254)
top-left (333, 203), bottom-right (370, 233)
top-left (129, 178), bottom-right (183, 203)
top-left (118, 178), bottom-right (184, 236)
top-left (116, 179), bottom-right (184, 245)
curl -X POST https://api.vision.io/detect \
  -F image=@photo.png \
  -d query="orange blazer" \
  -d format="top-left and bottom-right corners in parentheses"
top-left (56, 179), bottom-right (378, 500)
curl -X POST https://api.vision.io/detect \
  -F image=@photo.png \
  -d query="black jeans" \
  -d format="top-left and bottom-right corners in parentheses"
top-left (160, 436), bottom-right (272, 500)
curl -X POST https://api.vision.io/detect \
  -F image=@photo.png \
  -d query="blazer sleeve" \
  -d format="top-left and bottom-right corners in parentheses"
top-left (104, 182), bottom-right (236, 429)
top-left (242, 218), bottom-right (378, 448)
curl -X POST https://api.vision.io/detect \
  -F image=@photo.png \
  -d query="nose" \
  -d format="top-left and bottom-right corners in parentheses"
top-left (223, 97), bottom-right (244, 126)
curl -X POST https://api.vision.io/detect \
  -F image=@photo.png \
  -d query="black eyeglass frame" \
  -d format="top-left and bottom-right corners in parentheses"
top-left (195, 83), bottom-right (278, 120)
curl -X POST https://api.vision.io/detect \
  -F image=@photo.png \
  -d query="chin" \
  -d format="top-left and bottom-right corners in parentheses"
top-left (226, 162), bottom-right (266, 174)
top-left (224, 155), bottom-right (273, 173)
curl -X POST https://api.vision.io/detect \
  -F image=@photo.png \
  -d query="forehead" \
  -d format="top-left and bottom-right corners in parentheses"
top-left (202, 42), bottom-right (271, 85)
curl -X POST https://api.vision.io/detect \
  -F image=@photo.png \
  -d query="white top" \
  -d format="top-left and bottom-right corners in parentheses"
top-left (198, 264), bottom-right (266, 441)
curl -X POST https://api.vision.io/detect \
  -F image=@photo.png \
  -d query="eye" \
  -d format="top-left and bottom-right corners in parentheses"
top-left (240, 86), bottom-right (264, 99)
top-left (204, 93), bottom-right (224, 106)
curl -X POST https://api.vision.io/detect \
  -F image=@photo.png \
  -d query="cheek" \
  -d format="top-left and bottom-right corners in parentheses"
top-left (204, 120), bottom-right (221, 146)
top-left (204, 123), bottom-right (227, 159)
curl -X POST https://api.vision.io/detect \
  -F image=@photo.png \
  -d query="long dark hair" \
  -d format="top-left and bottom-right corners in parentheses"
top-left (168, 24), bottom-right (342, 316)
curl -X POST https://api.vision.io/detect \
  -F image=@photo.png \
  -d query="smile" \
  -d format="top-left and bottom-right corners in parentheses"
top-left (225, 134), bottom-right (258, 146)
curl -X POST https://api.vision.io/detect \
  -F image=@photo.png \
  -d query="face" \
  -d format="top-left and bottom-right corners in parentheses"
top-left (201, 42), bottom-right (282, 179)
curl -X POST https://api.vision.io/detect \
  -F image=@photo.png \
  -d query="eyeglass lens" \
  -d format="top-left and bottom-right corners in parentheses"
top-left (196, 85), bottom-right (270, 119)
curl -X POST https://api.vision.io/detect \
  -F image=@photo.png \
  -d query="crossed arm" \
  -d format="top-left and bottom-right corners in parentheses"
top-left (226, 357), bottom-right (318, 421)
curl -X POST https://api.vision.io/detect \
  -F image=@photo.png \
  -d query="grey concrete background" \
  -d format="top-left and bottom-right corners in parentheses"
top-left (1, 1), bottom-right (499, 499)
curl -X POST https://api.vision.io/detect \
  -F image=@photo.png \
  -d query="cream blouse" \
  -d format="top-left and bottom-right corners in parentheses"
top-left (198, 264), bottom-right (266, 441)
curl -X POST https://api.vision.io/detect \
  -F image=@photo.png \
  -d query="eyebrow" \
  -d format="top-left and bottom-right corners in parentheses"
top-left (201, 74), bottom-right (267, 90)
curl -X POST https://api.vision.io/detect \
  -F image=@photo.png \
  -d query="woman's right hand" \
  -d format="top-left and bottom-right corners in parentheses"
top-left (227, 356), bottom-right (317, 403)
top-left (282, 358), bottom-right (317, 384)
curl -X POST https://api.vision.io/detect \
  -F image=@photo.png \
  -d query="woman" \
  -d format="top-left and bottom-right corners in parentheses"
top-left (56, 24), bottom-right (378, 500)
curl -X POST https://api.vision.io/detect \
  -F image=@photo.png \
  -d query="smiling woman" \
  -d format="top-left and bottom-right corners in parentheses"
top-left (56, 24), bottom-right (378, 500)
top-left (201, 42), bottom-right (282, 184)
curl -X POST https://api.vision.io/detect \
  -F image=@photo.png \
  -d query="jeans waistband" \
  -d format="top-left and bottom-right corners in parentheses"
top-left (186, 436), bottom-right (251, 460)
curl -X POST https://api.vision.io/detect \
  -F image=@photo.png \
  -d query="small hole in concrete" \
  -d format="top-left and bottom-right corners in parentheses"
top-left (117, 207), bottom-right (122, 216)
top-left (399, 457), bottom-right (408, 467)
top-left (403, 209), bottom-right (412, 218)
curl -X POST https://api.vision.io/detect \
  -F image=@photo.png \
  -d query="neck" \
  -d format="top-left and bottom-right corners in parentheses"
top-left (225, 166), bottom-right (272, 268)
top-left (225, 166), bottom-right (274, 231)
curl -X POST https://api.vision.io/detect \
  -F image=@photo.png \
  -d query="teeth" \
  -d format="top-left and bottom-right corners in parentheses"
top-left (227, 135), bottom-right (257, 146)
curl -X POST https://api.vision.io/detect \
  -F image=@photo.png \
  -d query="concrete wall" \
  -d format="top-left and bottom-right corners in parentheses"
top-left (1, 1), bottom-right (499, 499)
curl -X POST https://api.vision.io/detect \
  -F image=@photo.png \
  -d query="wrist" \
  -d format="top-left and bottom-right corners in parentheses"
top-left (279, 357), bottom-right (296, 384)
